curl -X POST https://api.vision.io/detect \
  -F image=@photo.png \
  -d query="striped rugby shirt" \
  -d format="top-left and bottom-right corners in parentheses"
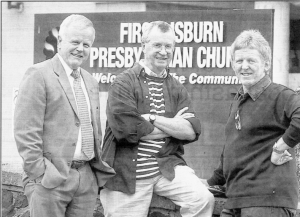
top-left (136, 60), bottom-right (167, 180)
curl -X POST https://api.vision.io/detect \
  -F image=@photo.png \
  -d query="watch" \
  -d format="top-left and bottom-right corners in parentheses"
top-left (149, 114), bottom-right (156, 124)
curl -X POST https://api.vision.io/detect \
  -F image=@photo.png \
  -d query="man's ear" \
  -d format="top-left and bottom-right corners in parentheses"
top-left (231, 59), bottom-right (236, 71)
top-left (264, 60), bottom-right (271, 73)
top-left (57, 35), bottom-right (62, 49)
top-left (142, 43), bottom-right (146, 54)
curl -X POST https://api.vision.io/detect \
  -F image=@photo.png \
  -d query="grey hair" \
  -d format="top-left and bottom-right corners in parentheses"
top-left (141, 21), bottom-right (175, 45)
top-left (230, 29), bottom-right (272, 72)
top-left (59, 14), bottom-right (95, 42)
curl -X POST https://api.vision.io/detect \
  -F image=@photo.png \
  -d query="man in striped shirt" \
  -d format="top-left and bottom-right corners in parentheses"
top-left (101, 21), bottom-right (214, 217)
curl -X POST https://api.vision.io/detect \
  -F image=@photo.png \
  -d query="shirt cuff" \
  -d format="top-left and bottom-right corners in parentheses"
top-left (136, 120), bottom-right (155, 141)
top-left (186, 117), bottom-right (201, 141)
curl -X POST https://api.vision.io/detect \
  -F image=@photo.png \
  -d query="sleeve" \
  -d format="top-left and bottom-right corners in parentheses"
top-left (176, 84), bottom-right (201, 142)
top-left (14, 67), bottom-right (46, 180)
top-left (207, 147), bottom-right (226, 186)
top-left (281, 92), bottom-right (300, 148)
top-left (106, 75), bottom-right (154, 145)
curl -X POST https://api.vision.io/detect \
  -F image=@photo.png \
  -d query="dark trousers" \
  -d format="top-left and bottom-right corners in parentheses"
top-left (24, 163), bottom-right (98, 217)
top-left (221, 207), bottom-right (297, 217)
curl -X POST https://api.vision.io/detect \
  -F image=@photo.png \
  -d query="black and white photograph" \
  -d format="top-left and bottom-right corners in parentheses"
top-left (2, 1), bottom-right (300, 217)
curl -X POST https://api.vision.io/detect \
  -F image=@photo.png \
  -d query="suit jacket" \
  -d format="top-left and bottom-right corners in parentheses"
top-left (14, 54), bottom-right (115, 189)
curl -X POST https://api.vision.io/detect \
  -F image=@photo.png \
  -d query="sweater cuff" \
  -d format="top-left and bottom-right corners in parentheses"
top-left (137, 120), bottom-right (155, 140)
top-left (282, 126), bottom-right (300, 148)
top-left (186, 117), bottom-right (201, 141)
top-left (207, 176), bottom-right (218, 186)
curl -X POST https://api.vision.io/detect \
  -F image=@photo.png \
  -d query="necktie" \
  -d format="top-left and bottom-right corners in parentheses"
top-left (71, 69), bottom-right (94, 159)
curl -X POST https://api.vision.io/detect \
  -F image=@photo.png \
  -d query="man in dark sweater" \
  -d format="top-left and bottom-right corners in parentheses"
top-left (100, 21), bottom-right (214, 217)
top-left (206, 30), bottom-right (300, 217)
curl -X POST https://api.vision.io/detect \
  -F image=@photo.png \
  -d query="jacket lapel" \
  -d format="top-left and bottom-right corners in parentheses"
top-left (51, 54), bottom-right (79, 117)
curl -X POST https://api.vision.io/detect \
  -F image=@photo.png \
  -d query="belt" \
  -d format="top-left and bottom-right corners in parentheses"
top-left (71, 160), bottom-right (88, 169)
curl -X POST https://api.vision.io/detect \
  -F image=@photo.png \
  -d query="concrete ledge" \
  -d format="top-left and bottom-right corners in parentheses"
top-left (2, 171), bottom-right (23, 190)
top-left (212, 197), bottom-right (227, 216)
top-left (149, 194), bottom-right (181, 217)
top-left (150, 193), bottom-right (179, 210)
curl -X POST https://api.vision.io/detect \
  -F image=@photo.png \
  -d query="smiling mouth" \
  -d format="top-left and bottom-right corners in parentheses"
top-left (240, 73), bottom-right (252, 76)
top-left (156, 57), bottom-right (168, 61)
top-left (72, 53), bottom-right (83, 58)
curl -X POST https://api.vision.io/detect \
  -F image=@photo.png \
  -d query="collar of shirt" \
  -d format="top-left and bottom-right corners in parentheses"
top-left (237, 75), bottom-right (272, 101)
top-left (139, 59), bottom-right (167, 78)
top-left (57, 54), bottom-right (81, 77)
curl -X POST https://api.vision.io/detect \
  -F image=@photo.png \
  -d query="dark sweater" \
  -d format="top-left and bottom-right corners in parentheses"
top-left (208, 75), bottom-right (300, 209)
top-left (103, 63), bottom-right (201, 194)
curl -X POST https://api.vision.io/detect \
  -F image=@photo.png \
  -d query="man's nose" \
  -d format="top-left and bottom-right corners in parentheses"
top-left (77, 43), bottom-right (84, 51)
top-left (159, 46), bottom-right (167, 55)
top-left (241, 60), bottom-right (249, 69)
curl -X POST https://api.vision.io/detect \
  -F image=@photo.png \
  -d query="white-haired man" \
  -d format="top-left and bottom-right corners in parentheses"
top-left (14, 14), bottom-right (115, 217)
top-left (100, 21), bottom-right (214, 217)
top-left (206, 30), bottom-right (300, 217)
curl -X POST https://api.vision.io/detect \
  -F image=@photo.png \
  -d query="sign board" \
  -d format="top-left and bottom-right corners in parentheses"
top-left (34, 10), bottom-right (273, 178)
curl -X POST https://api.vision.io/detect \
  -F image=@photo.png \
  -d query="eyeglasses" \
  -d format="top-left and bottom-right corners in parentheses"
top-left (235, 110), bottom-right (241, 130)
top-left (150, 43), bottom-right (174, 52)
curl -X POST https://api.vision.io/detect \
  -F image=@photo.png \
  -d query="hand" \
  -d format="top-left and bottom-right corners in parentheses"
top-left (175, 107), bottom-right (195, 119)
top-left (141, 114), bottom-right (150, 122)
top-left (271, 150), bottom-right (293, 165)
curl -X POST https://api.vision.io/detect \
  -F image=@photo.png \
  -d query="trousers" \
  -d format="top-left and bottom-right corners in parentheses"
top-left (100, 165), bottom-right (215, 217)
top-left (24, 163), bottom-right (98, 217)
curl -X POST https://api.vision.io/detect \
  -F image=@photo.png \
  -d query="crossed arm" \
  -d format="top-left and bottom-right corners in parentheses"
top-left (107, 75), bottom-right (200, 144)
top-left (140, 107), bottom-right (196, 141)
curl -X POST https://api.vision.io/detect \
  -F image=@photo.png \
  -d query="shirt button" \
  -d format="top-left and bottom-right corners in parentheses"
top-left (145, 96), bottom-right (148, 98)
top-left (76, 122), bottom-right (80, 127)
top-left (273, 190), bottom-right (275, 194)
top-left (144, 81), bottom-right (146, 83)
top-left (72, 143), bottom-right (76, 146)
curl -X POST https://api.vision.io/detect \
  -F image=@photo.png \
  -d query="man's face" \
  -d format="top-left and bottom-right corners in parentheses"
top-left (142, 26), bottom-right (175, 74)
top-left (232, 48), bottom-right (270, 90)
top-left (58, 25), bottom-right (94, 69)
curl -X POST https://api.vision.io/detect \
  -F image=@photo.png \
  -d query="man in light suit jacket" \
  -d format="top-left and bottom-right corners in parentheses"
top-left (14, 14), bottom-right (115, 217)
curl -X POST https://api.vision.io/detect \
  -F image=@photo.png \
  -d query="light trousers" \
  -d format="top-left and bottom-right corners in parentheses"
top-left (24, 163), bottom-right (98, 217)
top-left (100, 165), bottom-right (215, 217)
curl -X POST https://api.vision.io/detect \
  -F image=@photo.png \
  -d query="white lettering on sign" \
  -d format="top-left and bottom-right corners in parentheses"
top-left (92, 73), bottom-right (240, 85)
top-left (90, 20), bottom-right (239, 86)
top-left (90, 47), bottom-right (143, 68)
top-left (93, 73), bottom-right (116, 83)
top-left (120, 23), bottom-right (142, 43)
top-left (189, 73), bottom-right (240, 85)
top-left (119, 21), bottom-right (224, 44)
top-left (196, 46), bottom-right (231, 68)
top-left (170, 21), bottom-right (224, 43)
top-left (169, 47), bottom-right (193, 68)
